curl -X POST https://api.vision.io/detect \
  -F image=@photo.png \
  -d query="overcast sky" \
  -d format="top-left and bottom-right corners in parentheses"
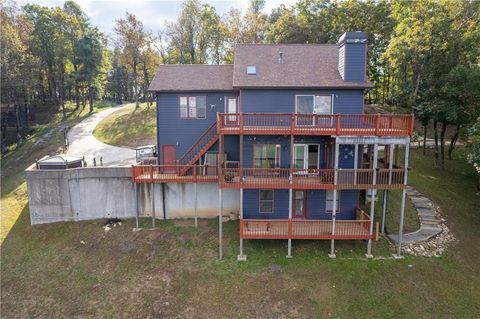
top-left (18, 0), bottom-right (298, 38)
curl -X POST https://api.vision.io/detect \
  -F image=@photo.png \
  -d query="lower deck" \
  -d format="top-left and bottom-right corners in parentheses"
top-left (240, 211), bottom-right (377, 240)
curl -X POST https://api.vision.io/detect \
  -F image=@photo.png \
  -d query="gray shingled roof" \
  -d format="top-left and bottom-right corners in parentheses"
top-left (233, 44), bottom-right (372, 88)
top-left (148, 64), bottom-right (234, 92)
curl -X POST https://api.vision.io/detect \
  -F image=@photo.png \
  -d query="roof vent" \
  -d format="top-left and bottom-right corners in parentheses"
top-left (278, 52), bottom-right (284, 64)
top-left (247, 65), bottom-right (256, 75)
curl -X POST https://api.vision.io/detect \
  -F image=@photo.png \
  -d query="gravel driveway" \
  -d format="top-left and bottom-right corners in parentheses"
top-left (66, 104), bottom-right (137, 166)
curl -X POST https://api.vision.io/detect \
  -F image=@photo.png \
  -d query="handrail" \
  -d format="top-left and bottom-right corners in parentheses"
top-left (178, 121), bottom-right (218, 165)
top-left (217, 113), bottom-right (414, 136)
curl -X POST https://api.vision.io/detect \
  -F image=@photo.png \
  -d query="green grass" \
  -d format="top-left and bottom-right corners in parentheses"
top-left (93, 103), bottom-right (157, 148)
top-left (2, 138), bottom-right (480, 317)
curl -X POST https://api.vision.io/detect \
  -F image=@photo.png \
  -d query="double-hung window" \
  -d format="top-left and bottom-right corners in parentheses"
top-left (326, 190), bottom-right (340, 213)
top-left (180, 96), bottom-right (206, 119)
top-left (259, 190), bottom-right (274, 213)
top-left (253, 144), bottom-right (281, 168)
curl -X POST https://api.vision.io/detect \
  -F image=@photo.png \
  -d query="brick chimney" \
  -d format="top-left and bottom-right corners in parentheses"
top-left (338, 31), bottom-right (368, 81)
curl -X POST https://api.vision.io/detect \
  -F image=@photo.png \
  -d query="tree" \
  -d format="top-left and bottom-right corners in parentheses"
top-left (163, 0), bottom-right (224, 64)
top-left (114, 13), bottom-right (150, 109)
top-left (466, 118), bottom-right (480, 190)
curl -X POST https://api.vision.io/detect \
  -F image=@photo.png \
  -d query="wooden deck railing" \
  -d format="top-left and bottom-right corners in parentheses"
top-left (220, 167), bottom-right (405, 189)
top-left (132, 165), bottom-right (406, 188)
top-left (240, 210), bottom-right (378, 240)
top-left (217, 113), bottom-right (414, 136)
top-left (132, 165), bottom-right (218, 183)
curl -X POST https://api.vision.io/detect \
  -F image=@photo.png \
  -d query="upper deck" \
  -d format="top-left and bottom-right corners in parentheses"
top-left (217, 113), bottom-right (414, 137)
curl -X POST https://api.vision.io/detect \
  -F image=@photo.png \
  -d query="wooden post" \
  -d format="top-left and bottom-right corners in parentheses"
top-left (335, 114), bottom-right (340, 135)
top-left (381, 189), bottom-right (388, 234)
top-left (366, 143), bottom-right (378, 258)
top-left (382, 144), bottom-right (395, 233)
top-left (354, 144), bottom-right (358, 185)
top-left (375, 114), bottom-right (380, 136)
top-left (240, 133), bottom-right (244, 180)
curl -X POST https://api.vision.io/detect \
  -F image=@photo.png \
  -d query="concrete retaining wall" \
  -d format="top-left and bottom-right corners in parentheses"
top-left (26, 165), bottom-right (239, 225)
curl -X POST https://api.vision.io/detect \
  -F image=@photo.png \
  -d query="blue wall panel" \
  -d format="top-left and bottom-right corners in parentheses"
top-left (243, 189), bottom-right (289, 219)
top-left (344, 44), bottom-right (366, 81)
top-left (241, 89), bottom-right (364, 115)
top-left (243, 189), bottom-right (359, 220)
top-left (156, 92), bottom-right (237, 162)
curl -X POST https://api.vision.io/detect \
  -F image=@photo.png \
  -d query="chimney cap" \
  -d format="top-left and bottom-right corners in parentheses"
top-left (338, 31), bottom-right (367, 45)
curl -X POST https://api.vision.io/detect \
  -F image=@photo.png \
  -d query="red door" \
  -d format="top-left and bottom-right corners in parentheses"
top-left (292, 190), bottom-right (307, 219)
top-left (162, 145), bottom-right (176, 172)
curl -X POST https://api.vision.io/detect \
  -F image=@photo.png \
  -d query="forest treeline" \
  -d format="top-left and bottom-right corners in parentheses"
top-left (1, 0), bottom-right (480, 174)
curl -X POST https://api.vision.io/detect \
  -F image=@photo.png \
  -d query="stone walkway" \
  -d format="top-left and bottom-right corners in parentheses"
top-left (388, 187), bottom-right (443, 244)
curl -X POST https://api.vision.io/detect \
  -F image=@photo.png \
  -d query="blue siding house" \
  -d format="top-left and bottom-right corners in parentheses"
top-left (141, 31), bottom-right (414, 259)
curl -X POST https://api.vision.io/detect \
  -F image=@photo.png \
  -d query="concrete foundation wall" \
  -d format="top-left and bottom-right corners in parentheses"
top-left (26, 165), bottom-right (239, 225)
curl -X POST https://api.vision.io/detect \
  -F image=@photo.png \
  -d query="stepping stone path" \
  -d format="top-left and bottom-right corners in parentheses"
top-left (388, 186), bottom-right (455, 257)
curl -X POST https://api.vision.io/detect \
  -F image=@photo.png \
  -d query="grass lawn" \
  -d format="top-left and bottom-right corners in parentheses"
top-left (2, 113), bottom-right (480, 318)
top-left (93, 103), bottom-right (156, 148)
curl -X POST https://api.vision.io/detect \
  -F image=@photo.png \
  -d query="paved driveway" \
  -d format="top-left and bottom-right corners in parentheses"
top-left (66, 104), bottom-right (137, 166)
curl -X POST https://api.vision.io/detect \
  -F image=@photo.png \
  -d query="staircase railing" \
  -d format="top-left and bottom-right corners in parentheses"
top-left (178, 121), bottom-right (218, 166)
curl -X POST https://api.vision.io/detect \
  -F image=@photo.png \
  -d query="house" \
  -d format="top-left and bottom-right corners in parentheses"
top-left (138, 32), bottom-right (414, 260)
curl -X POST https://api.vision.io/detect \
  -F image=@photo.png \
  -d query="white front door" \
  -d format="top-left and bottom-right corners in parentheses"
top-left (226, 97), bottom-right (238, 124)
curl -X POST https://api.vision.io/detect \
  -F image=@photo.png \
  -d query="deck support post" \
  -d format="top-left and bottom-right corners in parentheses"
top-left (238, 188), bottom-right (246, 261)
top-left (353, 144), bottom-right (359, 184)
top-left (366, 143), bottom-right (378, 258)
top-left (151, 183), bottom-right (156, 228)
top-left (287, 188), bottom-right (293, 258)
top-left (329, 142), bottom-right (340, 258)
top-left (381, 190), bottom-right (388, 234)
top-left (218, 188), bottom-right (223, 260)
top-left (134, 183), bottom-right (139, 230)
top-left (194, 182), bottom-right (198, 228)
top-left (382, 145), bottom-right (394, 234)
top-left (394, 142), bottom-right (410, 259)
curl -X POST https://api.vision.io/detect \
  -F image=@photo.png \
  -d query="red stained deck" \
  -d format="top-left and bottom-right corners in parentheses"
top-left (217, 113), bottom-right (414, 136)
top-left (220, 168), bottom-right (406, 190)
top-left (240, 211), bottom-right (378, 240)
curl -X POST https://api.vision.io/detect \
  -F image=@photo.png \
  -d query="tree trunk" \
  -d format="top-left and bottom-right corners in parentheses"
top-left (448, 125), bottom-right (460, 160)
top-left (89, 91), bottom-right (94, 113)
top-left (433, 120), bottom-right (439, 169)
top-left (73, 64), bottom-right (80, 111)
top-left (440, 122), bottom-right (447, 170)
top-left (133, 62), bottom-right (139, 109)
top-left (423, 125), bottom-right (427, 155)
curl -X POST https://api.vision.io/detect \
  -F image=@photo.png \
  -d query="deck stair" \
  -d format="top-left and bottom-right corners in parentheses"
top-left (178, 122), bottom-right (219, 174)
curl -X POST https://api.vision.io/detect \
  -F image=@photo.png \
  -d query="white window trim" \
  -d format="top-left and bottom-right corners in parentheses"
top-left (179, 96), bottom-right (207, 119)
top-left (294, 94), bottom-right (334, 115)
top-left (326, 190), bottom-right (340, 214)
top-left (259, 189), bottom-right (274, 213)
